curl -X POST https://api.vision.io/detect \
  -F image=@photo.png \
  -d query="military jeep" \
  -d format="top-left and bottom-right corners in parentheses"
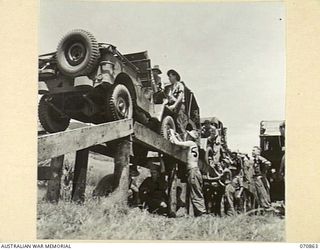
top-left (38, 29), bottom-right (200, 137)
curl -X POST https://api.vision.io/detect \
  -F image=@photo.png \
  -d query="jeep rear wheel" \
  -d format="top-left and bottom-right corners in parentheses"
top-left (106, 84), bottom-right (133, 121)
top-left (38, 95), bottom-right (70, 133)
top-left (56, 29), bottom-right (100, 77)
top-left (160, 115), bottom-right (176, 140)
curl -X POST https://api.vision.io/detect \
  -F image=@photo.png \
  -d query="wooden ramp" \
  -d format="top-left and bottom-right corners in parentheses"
top-left (37, 119), bottom-right (197, 206)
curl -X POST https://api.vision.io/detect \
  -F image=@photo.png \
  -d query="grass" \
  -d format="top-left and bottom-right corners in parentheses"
top-left (37, 153), bottom-right (285, 241)
top-left (37, 188), bottom-right (285, 241)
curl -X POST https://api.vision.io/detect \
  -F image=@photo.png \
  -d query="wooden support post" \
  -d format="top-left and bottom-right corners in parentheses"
top-left (185, 183), bottom-right (194, 216)
top-left (46, 156), bottom-right (64, 203)
top-left (168, 163), bottom-right (178, 214)
top-left (72, 148), bottom-right (89, 203)
top-left (113, 137), bottom-right (132, 204)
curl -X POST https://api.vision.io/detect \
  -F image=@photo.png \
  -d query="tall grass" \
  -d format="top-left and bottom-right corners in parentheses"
top-left (37, 187), bottom-right (284, 241)
top-left (37, 154), bottom-right (285, 241)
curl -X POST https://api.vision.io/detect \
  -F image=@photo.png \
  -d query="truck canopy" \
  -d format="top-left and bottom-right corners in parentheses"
top-left (260, 120), bottom-right (285, 136)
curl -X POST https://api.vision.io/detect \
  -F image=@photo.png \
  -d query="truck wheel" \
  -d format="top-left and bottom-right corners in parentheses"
top-left (38, 95), bottom-right (70, 133)
top-left (56, 29), bottom-right (100, 77)
top-left (106, 84), bottom-right (133, 121)
top-left (160, 115), bottom-right (176, 139)
top-left (205, 146), bottom-right (214, 165)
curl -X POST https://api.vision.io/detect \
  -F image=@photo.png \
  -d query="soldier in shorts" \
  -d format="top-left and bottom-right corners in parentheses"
top-left (170, 129), bottom-right (206, 217)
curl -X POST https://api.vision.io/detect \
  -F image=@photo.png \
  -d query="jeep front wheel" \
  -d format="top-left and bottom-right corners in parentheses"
top-left (160, 115), bottom-right (176, 140)
top-left (106, 84), bottom-right (133, 121)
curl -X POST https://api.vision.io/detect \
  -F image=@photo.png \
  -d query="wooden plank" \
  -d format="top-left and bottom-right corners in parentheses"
top-left (168, 164), bottom-right (178, 215)
top-left (38, 167), bottom-right (53, 180)
top-left (46, 156), bottom-right (64, 203)
top-left (113, 137), bottom-right (132, 204)
top-left (71, 149), bottom-right (89, 203)
top-left (38, 119), bottom-right (133, 161)
top-left (133, 122), bottom-right (188, 163)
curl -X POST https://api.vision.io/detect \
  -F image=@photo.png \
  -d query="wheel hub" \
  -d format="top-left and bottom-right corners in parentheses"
top-left (116, 97), bottom-right (127, 117)
top-left (66, 42), bottom-right (86, 65)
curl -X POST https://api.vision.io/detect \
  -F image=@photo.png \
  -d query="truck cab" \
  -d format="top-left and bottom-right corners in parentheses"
top-left (260, 120), bottom-right (285, 201)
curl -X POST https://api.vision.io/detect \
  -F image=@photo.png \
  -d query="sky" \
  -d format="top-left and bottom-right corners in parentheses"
top-left (39, 1), bottom-right (285, 153)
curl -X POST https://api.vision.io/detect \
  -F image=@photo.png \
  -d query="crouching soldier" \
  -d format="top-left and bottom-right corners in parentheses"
top-left (224, 164), bottom-right (244, 216)
top-left (139, 161), bottom-right (170, 215)
top-left (170, 129), bottom-right (206, 217)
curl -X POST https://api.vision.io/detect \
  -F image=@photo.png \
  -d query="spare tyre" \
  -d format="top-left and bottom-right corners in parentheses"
top-left (160, 115), bottom-right (176, 140)
top-left (56, 29), bottom-right (100, 77)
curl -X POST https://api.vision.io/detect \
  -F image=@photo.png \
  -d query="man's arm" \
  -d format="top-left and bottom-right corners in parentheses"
top-left (168, 83), bottom-right (184, 111)
top-left (259, 156), bottom-right (272, 167)
top-left (169, 130), bottom-right (194, 147)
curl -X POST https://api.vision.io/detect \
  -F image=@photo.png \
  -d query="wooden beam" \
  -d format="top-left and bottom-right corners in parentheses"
top-left (133, 122), bottom-right (188, 163)
top-left (72, 149), bottom-right (89, 203)
top-left (113, 137), bottom-right (132, 204)
top-left (46, 156), bottom-right (64, 203)
top-left (38, 119), bottom-right (133, 161)
top-left (168, 164), bottom-right (178, 215)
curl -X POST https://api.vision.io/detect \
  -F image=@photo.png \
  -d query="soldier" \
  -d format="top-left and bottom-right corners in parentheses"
top-left (203, 163), bottom-right (225, 216)
top-left (151, 65), bottom-right (162, 92)
top-left (128, 166), bottom-right (141, 207)
top-left (139, 161), bottom-right (170, 216)
top-left (251, 146), bottom-right (272, 210)
top-left (201, 120), bottom-right (215, 138)
top-left (240, 153), bottom-right (257, 212)
top-left (165, 69), bottom-right (188, 134)
top-left (224, 154), bottom-right (244, 216)
top-left (169, 129), bottom-right (206, 217)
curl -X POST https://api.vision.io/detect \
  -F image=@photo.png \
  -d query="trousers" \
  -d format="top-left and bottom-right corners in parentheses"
top-left (188, 168), bottom-right (206, 216)
top-left (253, 176), bottom-right (271, 209)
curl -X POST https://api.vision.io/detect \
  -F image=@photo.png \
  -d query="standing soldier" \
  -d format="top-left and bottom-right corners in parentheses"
top-left (151, 65), bottom-right (162, 92)
top-left (251, 146), bottom-right (272, 210)
top-left (165, 69), bottom-right (188, 134)
top-left (240, 153), bottom-right (256, 212)
top-left (201, 120), bottom-right (215, 138)
top-left (169, 129), bottom-right (206, 217)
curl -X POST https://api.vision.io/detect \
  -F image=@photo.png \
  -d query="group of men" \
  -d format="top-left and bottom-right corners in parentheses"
top-left (128, 128), bottom-right (274, 218)
top-left (95, 66), bottom-right (275, 217)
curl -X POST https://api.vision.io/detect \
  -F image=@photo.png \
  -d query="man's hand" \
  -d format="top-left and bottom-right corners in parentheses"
top-left (169, 129), bottom-right (175, 143)
top-left (160, 202), bottom-right (167, 208)
top-left (168, 105), bottom-right (175, 111)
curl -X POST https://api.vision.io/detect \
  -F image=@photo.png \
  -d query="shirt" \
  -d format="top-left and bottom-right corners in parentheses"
top-left (231, 175), bottom-right (243, 190)
top-left (253, 155), bottom-right (271, 177)
top-left (139, 177), bottom-right (167, 201)
top-left (201, 125), bottom-right (216, 138)
top-left (185, 141), bottom-right (199, 170)
top-left (168, 81), bottom-right (185, 103)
